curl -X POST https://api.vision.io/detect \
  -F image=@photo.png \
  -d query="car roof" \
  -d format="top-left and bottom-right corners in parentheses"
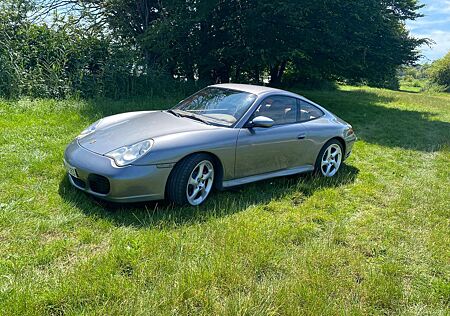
top-left (209, 83), bottom-right (286, 96)
top-left (208, 83), bottom-right (328, 110)
top-left (207, 83), bottom-right (334, 124)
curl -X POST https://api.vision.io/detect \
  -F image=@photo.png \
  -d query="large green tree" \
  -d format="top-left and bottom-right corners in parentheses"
top-left (2, 0), bottom-right (428, 98)
top-left (131, 0), bottom-right (425, 86)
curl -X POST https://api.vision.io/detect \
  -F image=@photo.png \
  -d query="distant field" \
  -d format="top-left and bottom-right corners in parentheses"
top-left (399, 79), bottom-right (425, 93)
top-left (0, 86), bottom-right (449, 315)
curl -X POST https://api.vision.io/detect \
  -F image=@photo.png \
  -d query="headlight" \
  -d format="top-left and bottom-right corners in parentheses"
top-left (77, 120), bottom-right (101, 139)
top-left (106, 139), bottom-right (154, 167)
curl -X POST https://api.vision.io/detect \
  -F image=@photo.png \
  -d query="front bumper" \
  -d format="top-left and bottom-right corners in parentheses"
top-left (63, 140), bottom-right (172, 203)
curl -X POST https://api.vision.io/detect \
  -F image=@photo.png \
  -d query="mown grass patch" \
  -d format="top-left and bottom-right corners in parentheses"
top-left (0, 87), bottom-right (449, 315)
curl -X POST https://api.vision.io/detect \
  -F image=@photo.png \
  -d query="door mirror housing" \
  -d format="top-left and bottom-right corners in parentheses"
top-left (250, 116), bottom-right (274, 128)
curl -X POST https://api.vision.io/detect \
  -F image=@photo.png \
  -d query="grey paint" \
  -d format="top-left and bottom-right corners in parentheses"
top-left (64, 140), bottom-right (171, 202)
top-left (222, 165), bottom-right (314, 188)
top-left (235, 123), bottom-right (309, 177)
top-left (78, 111), bottom-right (219, 154)
top-left (64, 84), bottom-right (357, 203)
top-left (251, 116), bottom-right (275, 128)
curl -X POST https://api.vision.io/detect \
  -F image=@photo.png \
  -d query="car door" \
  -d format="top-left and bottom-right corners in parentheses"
top-left (235, 95), bottom-right (309, 178)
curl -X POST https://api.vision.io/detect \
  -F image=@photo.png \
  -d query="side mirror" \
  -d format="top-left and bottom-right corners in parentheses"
top-left (250, 116), bottom-right (274, 128)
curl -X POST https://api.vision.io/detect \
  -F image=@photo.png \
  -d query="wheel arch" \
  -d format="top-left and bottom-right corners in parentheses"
top-left (165, 151), bottom-right (225, 197)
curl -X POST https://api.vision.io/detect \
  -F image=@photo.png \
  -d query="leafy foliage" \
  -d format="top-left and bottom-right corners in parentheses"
top-left (0, 0), bottom-right (427, 98)
top-left (428, 51), bottom-right (450, 92)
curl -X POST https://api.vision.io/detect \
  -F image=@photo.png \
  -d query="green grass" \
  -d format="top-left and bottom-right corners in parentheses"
top-left (0, 86), bottom-right (449, 315)
top-left (399, 79), bottom-right (425, 93)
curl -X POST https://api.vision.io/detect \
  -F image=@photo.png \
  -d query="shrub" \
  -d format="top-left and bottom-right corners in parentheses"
top-left (428, 52), bottom-right (450, 92)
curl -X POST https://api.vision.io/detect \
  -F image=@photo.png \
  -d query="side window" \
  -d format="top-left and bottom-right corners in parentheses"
top-left (298, 100), bottom-right (324, 122)
top-left (253, 96), bottom-right (298, 125)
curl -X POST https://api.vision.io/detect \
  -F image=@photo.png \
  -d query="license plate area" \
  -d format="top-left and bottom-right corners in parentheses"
top-left (64, 161), bottom-right (79, 178)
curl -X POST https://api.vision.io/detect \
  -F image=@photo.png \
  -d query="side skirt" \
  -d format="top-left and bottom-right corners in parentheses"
top-left (222, 165), bottom-right (314, 188)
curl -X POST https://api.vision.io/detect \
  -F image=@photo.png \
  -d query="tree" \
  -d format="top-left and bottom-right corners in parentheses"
top-left (2, 0), bottom-right (428, 98)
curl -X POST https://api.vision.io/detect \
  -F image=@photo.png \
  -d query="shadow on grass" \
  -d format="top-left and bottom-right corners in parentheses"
top-left (58, 164), bottom-right (359, 228)
top-left (297, 88), bottom-right (450, 152)
top-left (398, 89), bottom-right (420, 94)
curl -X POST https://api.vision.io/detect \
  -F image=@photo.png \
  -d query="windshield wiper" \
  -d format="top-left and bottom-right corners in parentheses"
top-left (166, 109), bottom-right (181, 117)
top-left (179, 112), bottom-right (211, 125)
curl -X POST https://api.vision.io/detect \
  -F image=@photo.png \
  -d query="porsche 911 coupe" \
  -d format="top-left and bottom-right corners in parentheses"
top-left (64, 84), bottom-right (356, 206)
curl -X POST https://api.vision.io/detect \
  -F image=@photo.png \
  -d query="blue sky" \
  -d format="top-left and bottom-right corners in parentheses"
top-left (406, 0), bottom-right (450, 62)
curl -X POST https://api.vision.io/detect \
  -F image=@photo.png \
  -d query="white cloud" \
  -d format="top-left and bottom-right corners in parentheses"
top-left (407, 17), bottom-right (450, 31)
top-left (412, 30), bottom-right (450, 62)
top-left (425, 0), bottom-right (450, 13)
top-left (405, 0), bottom-right (450, 61)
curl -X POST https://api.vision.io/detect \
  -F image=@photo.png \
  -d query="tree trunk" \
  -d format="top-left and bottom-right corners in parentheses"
top-left (234, 65), bottom-right (241, 82)
top-left (270, 60), bottom-right (287, 86)
top-left (254, 66), bottom-right (260, 84)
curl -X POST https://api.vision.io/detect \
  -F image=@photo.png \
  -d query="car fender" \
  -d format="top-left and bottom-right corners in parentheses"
top-left (133, 128), bottom-right (240, 180)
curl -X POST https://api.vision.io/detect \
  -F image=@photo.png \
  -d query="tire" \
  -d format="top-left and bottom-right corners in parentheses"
top-left (166, 153), bottom-right (215, 206)
top-left (314, 139), bottom-right (343, 177)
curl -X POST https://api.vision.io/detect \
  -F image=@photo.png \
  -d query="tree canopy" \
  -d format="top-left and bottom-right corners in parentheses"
top-left (0, 0), bottom-right (428, 98)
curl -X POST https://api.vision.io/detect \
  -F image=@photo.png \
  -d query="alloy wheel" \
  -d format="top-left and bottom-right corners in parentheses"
top-left (321, 144), bottom-right (342, 177)
top-left (186, 160), bottom-right (214, 205)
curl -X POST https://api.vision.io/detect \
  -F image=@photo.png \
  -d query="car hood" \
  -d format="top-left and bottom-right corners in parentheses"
top-left (78, 111), bottom-right (217, 154)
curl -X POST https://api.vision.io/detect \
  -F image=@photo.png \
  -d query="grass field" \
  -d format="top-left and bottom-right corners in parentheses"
top-left (0, 86), bottom-right (449, 315)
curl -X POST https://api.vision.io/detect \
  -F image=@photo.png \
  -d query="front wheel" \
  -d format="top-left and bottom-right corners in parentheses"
top-left (166, 154), bottom-right (215, 206)
top-left (315, 140), bottom-right (343, 177)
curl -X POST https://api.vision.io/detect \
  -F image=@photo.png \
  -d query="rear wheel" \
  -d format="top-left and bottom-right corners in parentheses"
top-left (167, 154), bottom-right (215, 206)
top-left (315, 140), bottom-right (343, 177)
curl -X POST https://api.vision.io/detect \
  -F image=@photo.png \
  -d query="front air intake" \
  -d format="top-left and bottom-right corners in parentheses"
top-left (88, 174), bottom-right (110, 194)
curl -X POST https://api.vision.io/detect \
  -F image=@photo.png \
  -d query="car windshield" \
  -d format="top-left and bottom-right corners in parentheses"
top-left (173, 87), bottom-right (257, 127)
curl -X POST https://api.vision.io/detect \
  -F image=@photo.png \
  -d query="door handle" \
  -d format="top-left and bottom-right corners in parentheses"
top-left (297, 134), bottom-right (306, 140)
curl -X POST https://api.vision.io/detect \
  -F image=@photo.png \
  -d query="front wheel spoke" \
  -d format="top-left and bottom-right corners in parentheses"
top-left (203, 170), bottom-right (213, 179)
top-left (326, 148), bottom-right (332, 159)
top-left (325, 164), bottom-right (332, 175)
top-left (194, 165), bottom-right (203, 181)
top-left (188, 177), bottom-right (197, 185)
top-left (189, 187), bottom-right (200, 199)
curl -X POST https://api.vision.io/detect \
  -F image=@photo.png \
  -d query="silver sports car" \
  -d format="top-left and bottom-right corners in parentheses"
top-left (64, 84), bottom-right (356, 206)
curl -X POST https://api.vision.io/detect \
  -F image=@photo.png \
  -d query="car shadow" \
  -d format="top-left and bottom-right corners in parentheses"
top-left (58, 164), bottom-right (359, 228)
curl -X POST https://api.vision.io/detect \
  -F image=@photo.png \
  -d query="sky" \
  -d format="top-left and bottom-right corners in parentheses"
top-left (406, 0), bottom-right (450, 62)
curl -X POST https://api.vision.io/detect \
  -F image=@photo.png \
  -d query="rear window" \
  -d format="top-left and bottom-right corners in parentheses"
top-left (298, 100), bottom-right (324, 122)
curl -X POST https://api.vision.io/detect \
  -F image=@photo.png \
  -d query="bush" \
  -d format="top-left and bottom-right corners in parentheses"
top-left (428, 52), bottom-right (450, 92)
top-left (0, 49), bottom-right (21, 98)
top-left (421, 82), bottom-right (448, 93)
